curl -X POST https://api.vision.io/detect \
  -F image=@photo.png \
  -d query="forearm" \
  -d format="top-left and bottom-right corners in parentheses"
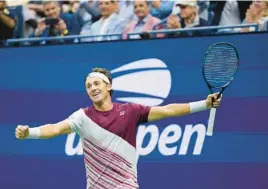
top-left (29, 124), bottom-right (61, 139)
top-left (0, 13), bottom-right (16, 28)
top-left (169, 99), bottom-right (208, 117)
top-left (148, 100), bottom-right (208, 122)
top-left (27, 4), bottom-right (44, 13)
top-left (151, 2), bottom-right (173, 19)
top-left (164, 103), bottom-right (191, 117)
top-left (169, 100), bottom-right (208, 115)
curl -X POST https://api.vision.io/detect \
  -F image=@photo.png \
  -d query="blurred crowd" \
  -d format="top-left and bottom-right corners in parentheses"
top-left (0, 0), bottom-right (268, 44)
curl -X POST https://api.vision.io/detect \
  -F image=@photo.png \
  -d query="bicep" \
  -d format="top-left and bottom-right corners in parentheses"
top-left (52, 120), bottom-right (73, 135)
top-left (148, 106), bottom-right (171, 122)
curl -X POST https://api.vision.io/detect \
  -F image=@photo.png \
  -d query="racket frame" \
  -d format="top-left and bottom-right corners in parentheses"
top-left (202, 42), bottom-right (240, 135)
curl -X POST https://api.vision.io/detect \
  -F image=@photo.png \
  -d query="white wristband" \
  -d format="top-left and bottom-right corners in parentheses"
top-left (189, 100), bottom-right (208, 113)
top-left (27, 128), bottom-right (41, 139)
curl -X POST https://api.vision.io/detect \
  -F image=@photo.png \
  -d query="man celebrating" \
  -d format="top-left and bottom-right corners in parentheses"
top-left (15, 67), bottom-right (221, 189)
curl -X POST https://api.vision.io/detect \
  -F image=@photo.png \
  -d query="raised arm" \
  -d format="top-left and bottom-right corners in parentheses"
top-left (148, 93), bottom-right (221, 122)
top-left (15, 120), bottom-right (72, 139)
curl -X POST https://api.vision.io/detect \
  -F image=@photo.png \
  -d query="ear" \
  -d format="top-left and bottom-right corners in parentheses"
top-left (106, 83), bottom-right (112, 92)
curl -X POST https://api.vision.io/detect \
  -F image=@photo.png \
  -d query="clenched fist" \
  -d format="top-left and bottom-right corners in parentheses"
top-left (206, 93), bottom-right (222, 109)
top-left (15, 125), bottom-right (29, 139)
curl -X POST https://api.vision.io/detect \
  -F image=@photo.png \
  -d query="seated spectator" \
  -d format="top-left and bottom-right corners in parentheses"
top-left (122, 0), bottom-right (161, 39)
top-left (166, 1), bottom-right (210, 37)
top-left (81, 0), bottom-right (128, 41)
top-left (242, 0), bottom-right (268, 32)
top-left (172, 0), bottom-right (210, 22)
top-left (0, 0), bottom-right (16, 44)
top-left (76, 0), bottom-right (100, 35)
top-left (150, 0), bottom-right (174, 20)
top-left (29, 1), bottom-right (72, 39)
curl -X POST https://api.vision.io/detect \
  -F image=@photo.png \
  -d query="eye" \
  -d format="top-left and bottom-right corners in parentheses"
top-left (86, 84), bottom-right (91, 89)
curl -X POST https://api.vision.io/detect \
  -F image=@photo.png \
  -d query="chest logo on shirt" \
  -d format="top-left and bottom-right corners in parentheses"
top-left (111, 58), bottom-right (172, 106)
top-left (119, 111), bottom-right (125, 116)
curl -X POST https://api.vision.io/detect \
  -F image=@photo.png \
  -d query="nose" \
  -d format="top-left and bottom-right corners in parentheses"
top-left (91, 84), bottom-right (98, 91)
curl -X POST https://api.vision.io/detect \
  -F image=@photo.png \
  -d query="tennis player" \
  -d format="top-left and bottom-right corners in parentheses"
top-left (15, 67), bottom-right (221, 189)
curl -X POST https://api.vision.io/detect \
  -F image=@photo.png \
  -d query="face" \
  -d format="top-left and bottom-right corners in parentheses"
top-left (0, 1), bottom-right (5, 9)
top-left (43, 2), bottom-right (60, 19)
top-left (85, 77), bottom-right (112, 104)
top-left (134, 0), bottom-right (149, 19)
top-left (98, 0), bottom-right (117, 17)
top-left (179, 5), bottom-right (196, 19)
top-left (253, 1), bottom-right (267, 11)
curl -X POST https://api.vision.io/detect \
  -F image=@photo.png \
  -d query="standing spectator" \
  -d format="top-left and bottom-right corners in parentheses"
top-left (23, 1), bottom-right (44, 38)
top-left (118, 0), bottom-right (134, 22)
top-left (61, 1), bottom-right (80, 14)
top-left (123, 0), bottom-right (161, 39)
top-left (211, 1), bottom-right (252, 26)
top-left (0, 0), bottom-right (16, 44)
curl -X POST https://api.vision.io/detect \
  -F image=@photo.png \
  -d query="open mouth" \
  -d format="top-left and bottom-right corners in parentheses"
top-left (92, 92), bottom-right (100, 98)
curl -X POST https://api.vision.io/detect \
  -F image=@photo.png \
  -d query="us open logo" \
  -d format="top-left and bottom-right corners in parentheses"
top-left (111, 58), bottom-right (172, 106)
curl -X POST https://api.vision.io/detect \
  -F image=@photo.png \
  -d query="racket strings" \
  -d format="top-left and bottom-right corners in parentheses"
top-left (204, 45), bottom-right (238, 88)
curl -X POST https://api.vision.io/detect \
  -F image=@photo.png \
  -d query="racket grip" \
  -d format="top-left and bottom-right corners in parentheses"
top-left (207, 108), bottom-right (217, 136)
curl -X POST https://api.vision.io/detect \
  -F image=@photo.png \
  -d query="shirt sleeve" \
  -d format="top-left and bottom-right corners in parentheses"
top-left (66, 109), bottom-right (84, 136)
top-left (129, 103), bottom-right (151, 124)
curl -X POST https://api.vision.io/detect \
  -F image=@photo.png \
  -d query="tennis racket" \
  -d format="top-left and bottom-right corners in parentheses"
top-left (203, 42), bottom-right (239, 136)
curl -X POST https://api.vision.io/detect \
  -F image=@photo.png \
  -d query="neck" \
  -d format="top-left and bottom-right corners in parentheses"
top-left (102, 13), bottom-right (112, 20)
top-left (93, 97), bottom-right (113, 112)
top-left (138, 14), bottom-right (147, 21)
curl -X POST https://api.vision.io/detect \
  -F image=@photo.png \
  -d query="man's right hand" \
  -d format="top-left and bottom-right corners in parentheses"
top-left (15, 125), bottom-right (29, 139)
top-left (34, 18), bottom-right (48, 36)
top-left (167, 14), bottom-right (181, 29)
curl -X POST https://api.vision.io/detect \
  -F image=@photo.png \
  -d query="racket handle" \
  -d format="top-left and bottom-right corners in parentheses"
top-left (207, 108), bottom-right (217, 136)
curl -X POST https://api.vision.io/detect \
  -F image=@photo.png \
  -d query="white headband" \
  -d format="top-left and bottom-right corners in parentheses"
top-left (87, 72), bottom-right (110, 84)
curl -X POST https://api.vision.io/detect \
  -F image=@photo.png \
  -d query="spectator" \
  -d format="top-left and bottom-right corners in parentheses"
top-left (0, 0), bottom-right (16, 44)
top-left (61, 1), bottom-right (80, 15)
top-left (23, 1), bottom-right (44, 38)
top-left (123, 0), bottom-right (161, 39)
top-left (172, 0), bottom-right (210, 22)
top-left (118, 0), bottom-right (134, 22)
top-left (29, 1), bottom-right (72, 39)
top-left (150, 0), bottom-right (174, 20)
top-left (81, 0), bottom-right (128, 41)
top-left (167, 0), bottom-right (210, 37)
top-left (242, 0), bottom-right (268, 32)
top-left (76, 0), bottom-right (100, 35)
top-left (262, 18), bottom-right (268, 31)
top-left (211, 1), bottom-right (252, 26)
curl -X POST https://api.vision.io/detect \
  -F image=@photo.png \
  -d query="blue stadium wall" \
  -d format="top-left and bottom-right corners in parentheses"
top-left (1, 33), bottom-right (268, 189)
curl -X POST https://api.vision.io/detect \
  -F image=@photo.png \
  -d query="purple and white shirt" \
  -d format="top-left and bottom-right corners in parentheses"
top-left (67, 103), bottom-right (151, 189)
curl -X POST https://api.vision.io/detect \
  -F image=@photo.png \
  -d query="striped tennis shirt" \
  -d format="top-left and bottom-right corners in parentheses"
top-left (67, 103), bottom-right (151, 189)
